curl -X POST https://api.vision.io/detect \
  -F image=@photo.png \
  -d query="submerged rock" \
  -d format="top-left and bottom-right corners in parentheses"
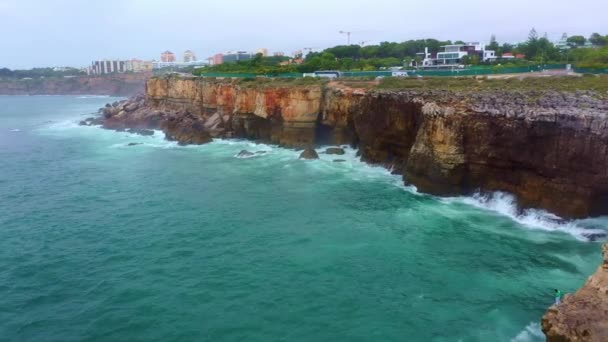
top-left (127, 142), bottom-right (142, 146)
top-left (333, 159), bottom-right (347, 163)
top-left (326, 147), bottom-right (346, 155)
top-left (79, 117), bottom-right (104, 126)
top-left (299, 148), bottom-right (319, 160)
top-left (236, 150), bottom-right (255, 158)
top-left (127, 128), bottom-right (154, 136)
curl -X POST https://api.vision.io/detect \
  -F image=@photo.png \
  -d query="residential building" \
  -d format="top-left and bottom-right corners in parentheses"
top-left (255, 48), bottom-right (269, 57)
top-left (273, 52), bottom-right (285, 57)
top-left (161, 51), bottom-right (176, 63)
top-left (126, 59), bottom-right (154, 72)
top-left (212, 53), bottom-right (224, 65)
top-left (292, 50), bottom-right (303, 59)
top-left (223, 51), bottom-right (253, 63)
top-left (183, 50), bottom-right (197, 63)
top-left (421, 42), bottom-right (496, 68)
top-left (90, 60), bottom-right (127, 74)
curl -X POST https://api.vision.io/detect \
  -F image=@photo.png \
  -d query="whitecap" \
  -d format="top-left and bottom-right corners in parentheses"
top-left (511, 322), bottom-right (544, 342)
top-left (77, 95), bottom-right (110, 99)
top-left (445, 192), bottom-right (607, 242)
top-left (10, 128), bottom-right (21, 132)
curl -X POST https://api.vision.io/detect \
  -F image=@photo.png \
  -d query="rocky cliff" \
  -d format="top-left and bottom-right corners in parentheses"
top-left (542, 243), bottom-right (608, 342)
top-left (0, 73), bottom-right (150, 96)
top-left (89, 75), bottom-right (608, 220)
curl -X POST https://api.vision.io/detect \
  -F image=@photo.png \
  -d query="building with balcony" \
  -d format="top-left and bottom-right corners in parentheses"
top-left (90, 60), bottom-right (126, 74)
top-left (421, 42), bottom-right (496, 68)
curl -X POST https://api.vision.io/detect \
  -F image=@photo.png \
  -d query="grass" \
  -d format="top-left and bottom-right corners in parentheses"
top-left (157, 73), bottom-right (608, 95)
top-left (375, 75), bottom-right (608, 95)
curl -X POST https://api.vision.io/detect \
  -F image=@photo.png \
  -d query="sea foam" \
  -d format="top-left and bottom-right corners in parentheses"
top-left (511, 322), bottom-right (544, 342)
top-left (447, 192), bottom-right (607, 242)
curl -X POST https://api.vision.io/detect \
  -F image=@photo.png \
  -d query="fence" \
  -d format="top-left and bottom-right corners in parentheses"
top-left (196, 64), bottom-right (574, 79)
top-left (573, 67), bottom-right (608, 74)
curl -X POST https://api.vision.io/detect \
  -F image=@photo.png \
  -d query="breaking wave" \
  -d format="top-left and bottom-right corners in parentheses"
top-left (511, 322), bottom-right (544, 342)
top-left (450, 192), bottom-right (607, 242)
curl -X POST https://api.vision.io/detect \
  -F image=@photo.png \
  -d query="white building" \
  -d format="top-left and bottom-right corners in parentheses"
top-left (421, 42), bottom-right (496, 68)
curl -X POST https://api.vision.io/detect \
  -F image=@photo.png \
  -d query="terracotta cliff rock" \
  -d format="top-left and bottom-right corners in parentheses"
top-left (542, 243), bottom-right (608, 342)
top-left (91, 76), bottom-right (608, 220)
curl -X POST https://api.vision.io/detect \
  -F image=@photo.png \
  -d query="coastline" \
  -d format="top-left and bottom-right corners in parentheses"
top-left (0, 73), bottom-right (150, 97)
top-left (80, 75), bottom-right (608, 341)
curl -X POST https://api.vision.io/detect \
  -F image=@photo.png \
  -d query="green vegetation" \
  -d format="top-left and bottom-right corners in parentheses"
top-left (568, 46), bottom-right (608, 69)
top-left (375, 75), bottom-right (608, 94)
top-left (234, 76), bottom-right (326, 88)
top-left (0, 67), bottom-right (85, 79)
top-left (193, 31), bottom-right (608, 76)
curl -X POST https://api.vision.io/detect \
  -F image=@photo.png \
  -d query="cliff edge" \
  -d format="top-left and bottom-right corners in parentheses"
top-left (542, 243), bottom-right (608, 342)
top-left (87, 75), bottom-right (608, 220)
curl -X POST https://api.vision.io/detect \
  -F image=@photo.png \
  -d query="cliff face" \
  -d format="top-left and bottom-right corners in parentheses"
top-left (94, 76), bottom-right (608, 220)
top-left (0, 73), bottom-right (150, 96)
top-left (542, 243), bottom-right (608, 342)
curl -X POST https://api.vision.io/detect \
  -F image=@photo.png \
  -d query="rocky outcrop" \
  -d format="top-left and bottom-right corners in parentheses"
top-left (542, 243), bottom-right (608, 341)
top-left (325, 147), bottom-right (346, 155)
top-left (89, 75), bottom-right (608, 220)
top-left (0, 73), bottom-right (150, 96)
top-left (299, 148), bottom-right (319, 160)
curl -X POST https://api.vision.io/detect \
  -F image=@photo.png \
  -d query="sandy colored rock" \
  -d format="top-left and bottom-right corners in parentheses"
top-left (542, 243), bottom-right (608, 342)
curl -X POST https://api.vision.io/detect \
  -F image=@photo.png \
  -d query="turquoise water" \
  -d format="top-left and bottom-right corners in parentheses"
top-left (0, 96), bottom-right (605, 341)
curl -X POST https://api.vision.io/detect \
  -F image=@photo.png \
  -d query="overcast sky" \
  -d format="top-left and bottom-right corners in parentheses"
top-left (1, 0), bottom-right (607, 69)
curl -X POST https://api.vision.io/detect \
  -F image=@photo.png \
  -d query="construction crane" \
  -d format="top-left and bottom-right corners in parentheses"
top-left (339, 30), bottom-right (352, 45)
top-left (302, 47), bottom-right (320, 56)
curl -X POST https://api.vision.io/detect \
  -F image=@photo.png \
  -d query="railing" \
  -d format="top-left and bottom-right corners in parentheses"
top-left (195, 64), bottom-right (576, 79)
top-left (573, 67), bottom-right (608, 74)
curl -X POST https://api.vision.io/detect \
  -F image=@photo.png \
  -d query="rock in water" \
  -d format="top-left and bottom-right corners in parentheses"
top-left (326, 147), bottom-right (346, 155)
top-left (333, 159), bottom-right (347, 163)
top-left (127, 143), bottom-right (142, 146)
top-left (127, 128), bottom-right (155, 136)
top-left (236, 150), bottom-right (255, 158)
top-left (299, 148), bottom-right (319, 160)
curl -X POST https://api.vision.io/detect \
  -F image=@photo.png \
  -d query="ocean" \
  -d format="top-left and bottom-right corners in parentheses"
top-left (0, 95), bottom-right (605, 341)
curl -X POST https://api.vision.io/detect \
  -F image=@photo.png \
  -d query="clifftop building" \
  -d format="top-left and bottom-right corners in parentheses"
top-left (222, 51), bottom-right (253, 63)
top-left (90, 60), bottom-right (126, 75)
top-left (161, 51), bottom-right (176, 63)
top-left (420, 43), bottom-right (496, 68)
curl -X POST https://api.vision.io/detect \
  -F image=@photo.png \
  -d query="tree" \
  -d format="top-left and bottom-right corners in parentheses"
top-left (589, 33), bottom-right (607, 47)
top-left (528, 28), bottom-right (539, 42)
top-left (567, 35), bottom-right (587, 47)
top-left (487, 34), bottom-right (500, 55)
top-left (501, 43), bottom-right (514, 54)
